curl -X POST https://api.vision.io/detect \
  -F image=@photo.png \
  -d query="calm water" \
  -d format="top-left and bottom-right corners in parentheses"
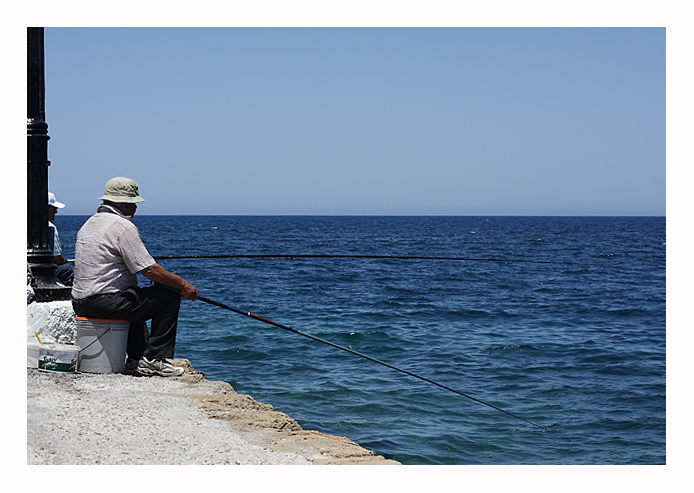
top-left (56, 215), bottom-right (666, 465)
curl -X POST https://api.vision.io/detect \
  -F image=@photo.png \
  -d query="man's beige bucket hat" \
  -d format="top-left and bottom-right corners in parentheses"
top-left (99, 177), bottom-right (146, 203)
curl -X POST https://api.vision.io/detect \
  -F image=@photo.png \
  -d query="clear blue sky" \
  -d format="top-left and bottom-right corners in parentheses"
top-left (42, 27), bottom-right (664, 216)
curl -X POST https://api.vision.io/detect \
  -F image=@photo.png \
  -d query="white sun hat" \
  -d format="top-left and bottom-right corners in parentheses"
top-left (48, 192), bottom-right (65, 208)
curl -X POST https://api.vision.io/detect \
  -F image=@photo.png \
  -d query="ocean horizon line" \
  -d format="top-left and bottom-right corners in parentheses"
top-left (56, 213), bottom-right (666, 218)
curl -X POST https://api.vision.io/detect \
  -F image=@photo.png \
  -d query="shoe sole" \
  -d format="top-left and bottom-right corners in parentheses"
top-left (136, 367), bottom-right (184, 377)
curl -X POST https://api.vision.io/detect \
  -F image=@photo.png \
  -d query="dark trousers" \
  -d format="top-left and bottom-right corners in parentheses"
top-left (55, 263), bottom-right (74, 286)
top-left (72, 285), bottom-right (181, 361)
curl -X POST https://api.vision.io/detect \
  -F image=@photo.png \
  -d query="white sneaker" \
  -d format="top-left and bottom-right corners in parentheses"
top-left (137, 357), bottom-right (184, 377)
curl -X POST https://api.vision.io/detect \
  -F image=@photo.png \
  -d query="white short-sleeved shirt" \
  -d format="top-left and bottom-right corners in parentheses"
top-left (49, 221), bottom-right (62, 256)
top-left (71, 204), bottom-right (155, 299)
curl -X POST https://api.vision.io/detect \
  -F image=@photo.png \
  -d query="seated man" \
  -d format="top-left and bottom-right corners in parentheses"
top-left (71, 177), bottom-right (198, 377)
top-left (48, 192), bottom-right (75, 286)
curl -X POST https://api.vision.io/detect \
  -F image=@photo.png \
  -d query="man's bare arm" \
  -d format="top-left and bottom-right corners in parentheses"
top-left (139, 263), bottom-right (198, 300)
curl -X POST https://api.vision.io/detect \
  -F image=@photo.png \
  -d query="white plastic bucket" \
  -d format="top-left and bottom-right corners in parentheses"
top-left (75, 317), bottom-right (130, 373)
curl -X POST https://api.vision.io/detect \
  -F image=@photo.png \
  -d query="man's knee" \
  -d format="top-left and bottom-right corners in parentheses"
top-left (146, 285), bottom-right (182, 309)
top-left (162, 286), bottom-right (181, 304)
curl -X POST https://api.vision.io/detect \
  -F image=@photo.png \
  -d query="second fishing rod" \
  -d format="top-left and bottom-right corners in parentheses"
top-left (171, 287), bottom-right (572, 442)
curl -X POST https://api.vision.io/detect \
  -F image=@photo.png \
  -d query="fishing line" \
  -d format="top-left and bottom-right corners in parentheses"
top-left (153, 253), bottom-right (564, 264)
top-left (194, 293), bottom-right (572, 442)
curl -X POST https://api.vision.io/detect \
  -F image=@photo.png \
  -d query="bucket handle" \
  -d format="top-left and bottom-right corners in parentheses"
top-left (78, 328), bottom-right (112, 354)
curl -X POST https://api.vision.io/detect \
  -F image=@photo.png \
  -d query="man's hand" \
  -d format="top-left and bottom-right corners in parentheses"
top-left (178, 280), bottom-right (198, 301)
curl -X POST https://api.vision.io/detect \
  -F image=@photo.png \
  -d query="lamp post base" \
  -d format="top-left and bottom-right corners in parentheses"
top-left (29, 262), bottom-right (72, 302)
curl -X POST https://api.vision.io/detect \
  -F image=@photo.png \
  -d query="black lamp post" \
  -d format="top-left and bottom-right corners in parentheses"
top-left (27, 27), bottom-right (71, 301)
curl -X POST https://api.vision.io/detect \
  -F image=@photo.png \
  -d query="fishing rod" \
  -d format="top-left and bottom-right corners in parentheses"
top-left (153, 253), bottom-right (564, 264)
top-left (194, 293), bottom-right (572, 442)
top-left (70, 253), bottom-right (564, 265)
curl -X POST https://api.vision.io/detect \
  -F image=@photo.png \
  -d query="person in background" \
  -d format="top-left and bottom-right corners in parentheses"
top-left (71, 177), bottom-right (198, 377)
top-left (48, 192), bottom-right (75, 286)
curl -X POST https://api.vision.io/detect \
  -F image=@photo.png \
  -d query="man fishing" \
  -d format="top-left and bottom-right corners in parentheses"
top-left (71, 177), bottom-right (198, 377)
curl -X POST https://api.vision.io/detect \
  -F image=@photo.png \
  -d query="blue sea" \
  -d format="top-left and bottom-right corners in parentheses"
top-left (55, 215), bottom-right (666, 465)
